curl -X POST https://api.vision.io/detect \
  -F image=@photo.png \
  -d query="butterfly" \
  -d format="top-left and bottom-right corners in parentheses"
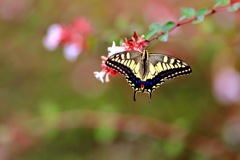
top-left (105, 50), bottom-right (192, 101)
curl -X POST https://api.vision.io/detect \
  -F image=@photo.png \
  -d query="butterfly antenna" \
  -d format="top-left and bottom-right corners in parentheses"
top-left (133, 90), bottom-right (137, 101)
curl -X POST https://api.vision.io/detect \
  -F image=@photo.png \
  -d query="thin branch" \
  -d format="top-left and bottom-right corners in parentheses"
top-left (148, 4), bottom-right (232, 42)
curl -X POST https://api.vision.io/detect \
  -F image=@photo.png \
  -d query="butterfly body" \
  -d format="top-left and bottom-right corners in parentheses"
top-left (105, 50), bottom-right (192, 101)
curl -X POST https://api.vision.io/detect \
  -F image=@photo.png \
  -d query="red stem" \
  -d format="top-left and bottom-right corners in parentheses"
top-left (148, 4), bottom-right (232, 42)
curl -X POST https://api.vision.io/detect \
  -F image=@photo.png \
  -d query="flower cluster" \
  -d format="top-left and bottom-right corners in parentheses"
top-left (122, 32), bottom-right (149, 52)
top-left (94, 32), bottom-right (148, 83)
top-left (43, 17), bottom-right (93, 61)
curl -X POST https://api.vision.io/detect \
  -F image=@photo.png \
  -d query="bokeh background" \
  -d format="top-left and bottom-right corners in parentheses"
top-left (0, 0), bottom-right (240, 159)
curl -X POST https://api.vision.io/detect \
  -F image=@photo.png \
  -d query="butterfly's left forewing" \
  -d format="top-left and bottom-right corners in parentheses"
top-left (105, 51), bottom-right (142, 82)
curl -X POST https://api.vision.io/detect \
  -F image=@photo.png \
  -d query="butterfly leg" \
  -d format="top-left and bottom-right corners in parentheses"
top-left (133, 90), bottom-right (137, 101)
top-left (148, 91), bottom-right (152, 103)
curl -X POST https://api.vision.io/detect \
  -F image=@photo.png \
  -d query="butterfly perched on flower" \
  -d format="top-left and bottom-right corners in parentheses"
top-left (105, 50), bottom-right (192, 101)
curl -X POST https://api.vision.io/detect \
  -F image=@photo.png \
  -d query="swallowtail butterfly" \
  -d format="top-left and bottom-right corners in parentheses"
top-left (105, 50), bottom-right (192, 101)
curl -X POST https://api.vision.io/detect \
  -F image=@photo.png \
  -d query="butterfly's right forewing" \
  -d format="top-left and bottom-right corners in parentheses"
top-left (148, 53), bottom-right (192, 80)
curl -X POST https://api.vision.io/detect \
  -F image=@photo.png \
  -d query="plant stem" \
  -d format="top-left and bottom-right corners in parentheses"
top-left (148, 4), bottom-right (232, 42)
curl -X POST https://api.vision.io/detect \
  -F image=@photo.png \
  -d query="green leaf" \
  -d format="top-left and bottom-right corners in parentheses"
top-left (158, 32), bottom-right (168, 42)
top-left (149, 23), bottom-right (162, 30)
top-left (145, 30), bottom-right (157, 40)
top-left (145, 23), bottom-right (162, 39)
top-left (196, 16), bottom-right (205, 24)
top-left (196, 8), bottom-right (208, 16)
top-left (180, 8), bottom-right (195, 19)
top-left (179, 15), bottom-right (187, 21)
top-left (119, 38), bottom-right (124, 45)
top-left (214, 0), bottom-right (230, 7)
top-left (192, 15), bottom-right (204, 24)
top-left (227, 3), bottom-right (240, 12)
top-left (162, 21), bottom-right (175, 32)
top-left (192, 8), bottom-right (208, 24)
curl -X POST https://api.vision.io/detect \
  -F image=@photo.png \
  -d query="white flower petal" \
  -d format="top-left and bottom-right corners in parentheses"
top-left (63, 43), bottom-right (82, 62)
top-left (94, 71), bottom-right (107, 83)
top-left (43, 24), bottom-right (62, 50)
top-left (107, 41), bottom-right (125, 57)
top-left (105, 73), bottom-right (110, 82)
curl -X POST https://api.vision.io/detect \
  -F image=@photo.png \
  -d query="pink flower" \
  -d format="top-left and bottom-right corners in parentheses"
top-left (71, 17), bottom-right (93, 35)
top-left (94, 55), bottom-right (119, 83)
top-left (94, 32), bottom-right (148, 83)
top-left (122, 32), bottom-right (149, 52)
top-left (43, 17), bottom-right (93, 61)
top-left (144, 0), bottom-right (178, 25)
top-left (43, 24), bottom-right (62, 50)
top-left (63, 43), bottom-right (83, 62)
top-left (213, 66), bottom-right (240, 105)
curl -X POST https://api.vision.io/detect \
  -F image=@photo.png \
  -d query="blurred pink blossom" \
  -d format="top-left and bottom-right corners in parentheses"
top-left (43, 24), bottom-right (62, 51)
top-left (0, 0), bottom-right (33, 21)
top-left (144, 0), bottom-right (177, 24)
top-left (43, 17), bottom-right (93, 61)
top-left (144, 0), bottom-right (179, 36)
top-left (213, 66), bottom-right (240, 105)
top-left (63, 43), bottom-right (83, 62)
top-left (94, 32), bottom-right (148, 83)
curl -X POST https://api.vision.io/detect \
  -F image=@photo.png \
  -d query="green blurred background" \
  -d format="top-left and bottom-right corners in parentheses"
top-left (0, 0), bottom-right (240, 159)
